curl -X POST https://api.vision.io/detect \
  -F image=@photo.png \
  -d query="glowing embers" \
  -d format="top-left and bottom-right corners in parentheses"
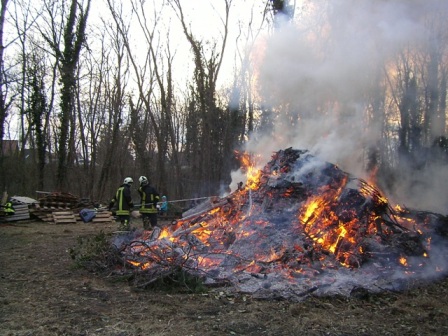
top-left (113, 148), bottom-right (446, 300)
top-left (298, 175), bottom-right (364, 266)
top-left (399, 256), bottom-right (408, 267)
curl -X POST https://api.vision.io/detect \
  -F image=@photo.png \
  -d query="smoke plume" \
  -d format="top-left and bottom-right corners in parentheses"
top-left (236, 0), bottom-right (448, 214)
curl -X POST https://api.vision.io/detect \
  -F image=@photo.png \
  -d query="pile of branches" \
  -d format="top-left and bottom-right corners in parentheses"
top-left (71, 148), bottom-right (448, 299)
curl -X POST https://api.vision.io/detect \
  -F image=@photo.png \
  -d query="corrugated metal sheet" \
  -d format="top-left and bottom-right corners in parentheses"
top-left (11, 196), bottom-right (38, 204)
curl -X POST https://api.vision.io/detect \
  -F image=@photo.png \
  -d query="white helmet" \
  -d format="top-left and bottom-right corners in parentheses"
top-left (123, 177), bottom-right (133, 185)
top-left (138, 176), bottom-right (148, 185)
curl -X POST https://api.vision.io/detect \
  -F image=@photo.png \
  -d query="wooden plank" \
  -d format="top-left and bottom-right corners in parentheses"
top-left (53, 212), bottom-right (74, 216)
top-left (53, 213), bottom-right (75, 218)
top-left (53, 211), bottom-right (76, 224)
top-left (54, 219), bottom-right (76, 224)
top-left (92, 211), bottom-right (113, 223)
top-left (95, 213), bottom-right (113, 218)
top-left (30, 210), bottom-right (53, 222)
top-left (91, 217), bottom-right (113, 223)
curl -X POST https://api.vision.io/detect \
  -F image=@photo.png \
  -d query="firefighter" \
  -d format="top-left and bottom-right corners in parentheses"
top-left (109, 177), bottom-right (134, 231)
top-left (2, 199), bottom-right (15, 216)
top-left (138, 176), bottom-right (160, 230)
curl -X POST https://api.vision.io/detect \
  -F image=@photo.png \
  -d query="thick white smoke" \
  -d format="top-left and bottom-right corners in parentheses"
top-left (232, 0), bottom-right (448, 214)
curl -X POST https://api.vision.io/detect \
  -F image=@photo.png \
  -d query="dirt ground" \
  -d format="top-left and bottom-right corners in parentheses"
top-left (1, 219), bottom-right (448, 336)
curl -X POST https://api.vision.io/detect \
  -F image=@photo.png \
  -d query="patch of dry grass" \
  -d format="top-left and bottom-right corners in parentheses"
top-left (1, 220), bottom-right (447, 335)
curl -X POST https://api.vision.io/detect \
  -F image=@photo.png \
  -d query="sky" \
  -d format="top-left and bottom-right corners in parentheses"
top-left (91, 0), bottom-right (269, 88)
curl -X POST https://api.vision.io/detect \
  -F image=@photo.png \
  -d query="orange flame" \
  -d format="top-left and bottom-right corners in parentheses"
top-left (237, 151), bottom-right (263, 190)
top-left (399, 256), bottom-right (408, 267)
top-left (122, 148), bottom-right (433, 279)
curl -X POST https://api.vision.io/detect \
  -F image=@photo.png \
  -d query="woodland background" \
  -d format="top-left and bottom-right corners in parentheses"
top-left (0, 0), bottom-right (447, 213)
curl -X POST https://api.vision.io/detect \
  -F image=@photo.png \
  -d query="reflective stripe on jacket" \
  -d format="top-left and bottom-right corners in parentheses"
top-left (111, 184), bottom-right (133, 215)
top-left (4, 202), bottom-right (15, 214)
top-left (138, 184), bottom-right (159, 214)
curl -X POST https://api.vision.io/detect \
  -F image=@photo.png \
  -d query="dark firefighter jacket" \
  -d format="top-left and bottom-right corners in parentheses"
top-left (138, 184), bottom-right (160, 214)
top-left (109, 184), bottom-right (133, 216)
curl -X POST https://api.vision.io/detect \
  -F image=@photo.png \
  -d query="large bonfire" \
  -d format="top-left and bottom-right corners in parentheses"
top-left (112, 148), bottom-right (448, 301)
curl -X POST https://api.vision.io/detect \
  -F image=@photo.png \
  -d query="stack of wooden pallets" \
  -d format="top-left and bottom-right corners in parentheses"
top-left (30, 192), bottom-right (79, 223)
top-left (52, 211), bottom-right (77, 224)
top-left (29, 192), bottom-right (114, 225)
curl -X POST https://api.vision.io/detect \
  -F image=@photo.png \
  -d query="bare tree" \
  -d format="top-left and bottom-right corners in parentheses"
top-left (96, 6), bottom-right (132, 201)
top-left (107, 0), bottom-right (180, 199)
top-left (422, 6), bottom-right (448, 143)
top-left (169, 0), bottom-right (232, 196)
top-left (26, 52), bottom-right (49, 191)
top-left (0, 0), bottom-right (10, 191)
top-left (129, 0), bottom-right (186, 197)
top-left (40, 0), bottom-right (91, 191)
top-left (75, 25), bottom-right (116, 200)
top-left (225, 2), bottom-right (270, 178)
top-left (0, 0), bottom-right (8, 147)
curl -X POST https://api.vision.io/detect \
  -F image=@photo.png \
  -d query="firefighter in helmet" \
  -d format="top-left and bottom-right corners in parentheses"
top-left (2, 199), bottom-right (15, 216)
top-left (109, 177), bottom-right (134, 231)
top-left (138, 176), bottom-right (160, 230)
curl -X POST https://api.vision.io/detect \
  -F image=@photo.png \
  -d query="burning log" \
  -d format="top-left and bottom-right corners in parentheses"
top-left (109, 148), bottom-right (448, 301)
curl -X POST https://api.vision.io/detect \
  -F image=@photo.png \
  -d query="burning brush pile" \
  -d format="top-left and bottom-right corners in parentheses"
top-left (111, 148), bottom-right (448, 301)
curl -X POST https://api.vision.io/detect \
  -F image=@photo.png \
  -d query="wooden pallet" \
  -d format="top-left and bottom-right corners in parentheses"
top-left (30, 203), bottom-right (72, 222)
top-left (30, 210), bottom-right (54, 222)
top-left (92, 211), bottom-right (114, 223)
top-left (75, 210), bottom-right (114, 224)
top-left (52, 211), bottom-right (77, 224)
top-left (30, 204), bottom-right (114, 224)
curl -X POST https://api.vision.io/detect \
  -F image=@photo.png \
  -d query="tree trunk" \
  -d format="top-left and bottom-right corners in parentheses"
top-left (55, 0), bottom-right (91, 191)
top-left (0, 0), bottom-right (9, 189)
